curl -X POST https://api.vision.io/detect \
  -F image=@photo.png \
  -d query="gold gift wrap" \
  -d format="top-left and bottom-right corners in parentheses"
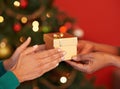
top-left (44, 33), bottom-right (78, 60)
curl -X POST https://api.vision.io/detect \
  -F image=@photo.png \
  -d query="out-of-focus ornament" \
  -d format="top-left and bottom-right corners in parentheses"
top-left (0, 16), bottom-right (4, 23)
top-left (13, 1), bottom-right (20, 7)
top-left (13, 23), bottom-right (22, 32)
top-left (20, 0), bottom-right (28, 9)
top-left (59, 26), bottom-right (67, 33)
top-left (41, 26), bottom-right (51, 33)
top-left (21, 17), bottom-right (28, 24)
top-left (65, 22), bottom-right (72, 29)
top-left (73, 28), bottom-right (84, 38)
top-left (0, 40), bottom-right (12, 59)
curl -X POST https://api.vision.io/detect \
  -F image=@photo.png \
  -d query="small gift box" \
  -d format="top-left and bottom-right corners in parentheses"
top-left (44, 32), bottom-right (78, 60)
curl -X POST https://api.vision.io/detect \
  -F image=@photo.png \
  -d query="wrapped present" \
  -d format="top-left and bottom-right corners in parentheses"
top-left (44, 32), bottom-right (78, 60)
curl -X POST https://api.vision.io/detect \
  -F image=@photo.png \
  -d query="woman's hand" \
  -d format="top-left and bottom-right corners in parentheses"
top-left (3, 37), bottom-right (46, 71)
top-left (78, 40), bottom-right (119, 55)
top-left (66, 52), bottom-right (117, 74)
top-left (77, 40), bottom-right (96, 54)
top-left (12, 47), bottom-right (65, 83)
top-left (3, 37), bottom-right (31, 70)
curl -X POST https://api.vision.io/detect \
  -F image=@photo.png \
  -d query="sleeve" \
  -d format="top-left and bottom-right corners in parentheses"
top-left (0, 61), bottom-right (6, 77)
top-left (0, 71), bottom-right (20, 89)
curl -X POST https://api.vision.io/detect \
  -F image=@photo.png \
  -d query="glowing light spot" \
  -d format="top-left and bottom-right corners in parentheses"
top-left (60, 76), bottom-right (67, 84)
top-left (14, 1), bottom-right (20, 7)
top-left (32, 26), bottom-right (39, 32)
top-left (32, 21), bottom-right (39, 26)
top-left (0, 16), bottom-right (4, 23)
top-left (21, 17), bottom-right (28, 24)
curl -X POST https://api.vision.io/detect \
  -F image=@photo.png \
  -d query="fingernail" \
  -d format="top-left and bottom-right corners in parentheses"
top-left (27, 37), bottom-right (31, 40)
top-left (57, 48), bottom-right (62, 52)
top-left (61, 57), bottom-right (65, 61)
top-left (33, 45), bottom-right (38, 49)
top-left (71, 56), bottom-right (77, 60)
top-left (56, 63), bottom-right (59, 67)
top-left (62, 51), bottom-right (66, 55)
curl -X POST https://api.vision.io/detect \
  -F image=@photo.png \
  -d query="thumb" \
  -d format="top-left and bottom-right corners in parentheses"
top-left (72, 54), bottom-right (91, 65)
top-left (71, 55), bottom-right (82, 61)
top-left (11, 37), bottom-right (31, 58)
top-left (80, 44), bottom-right (94, 55)
top-left (18, 37), bottom-right (31, 51)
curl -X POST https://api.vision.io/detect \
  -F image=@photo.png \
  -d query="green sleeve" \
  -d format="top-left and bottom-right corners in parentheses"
top-left (0, 71), bottom-right (20, 89)
top-left (0, 61), bottom-right (6, 77)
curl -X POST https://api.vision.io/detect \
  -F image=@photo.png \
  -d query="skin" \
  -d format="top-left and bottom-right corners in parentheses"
top-left (3, 37), bottom-right (65, 82)
top-left (66, 40), bottom-right (120, 74)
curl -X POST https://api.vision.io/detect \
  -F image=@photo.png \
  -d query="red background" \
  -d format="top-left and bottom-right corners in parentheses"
top-left (54, 0), bottom-right (120, 89)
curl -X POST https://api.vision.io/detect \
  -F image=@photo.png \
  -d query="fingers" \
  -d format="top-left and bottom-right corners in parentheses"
top-left (15, 37), bottom-right (31, 53)
top-left (66, 61), bottom-right (86, 72)
top-left (22, 60), bottom-right (60, 81)
top-left (37, 51), bottom-right (65, 66)
top-left (39, 59), bottom-right (61, 75)
top-left (80, 44), bottom-right (94, 54)
top-left (34, 44), bottom-right (45, 52)
top-left (22, 45), bottom-right (39, 55)
top-left (77, 40), bottom-right (94, 54)
top-left (34, 48), bottom-right (63, 59)
top-left (25, 56), bottom-right (64, 80)
top-left (72, 55), bottom-right (82, 61)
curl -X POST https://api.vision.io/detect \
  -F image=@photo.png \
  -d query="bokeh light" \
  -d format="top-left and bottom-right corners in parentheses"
top-left (13, 1), bottom-right (20, 7)
top-left (60, 76), bottom-right (68, 84)
top-left (0, 16), bottom-right (4, 23)
top-left (21, 17), bottom-right (28, 24)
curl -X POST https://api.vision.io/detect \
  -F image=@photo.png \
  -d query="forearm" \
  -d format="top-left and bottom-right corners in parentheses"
top-left (94, 43), bottom-right (119, 55)
top-left (111, 55), bottom-right (120, 68)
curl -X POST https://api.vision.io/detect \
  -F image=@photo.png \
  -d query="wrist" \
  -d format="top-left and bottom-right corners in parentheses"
top-left (3, 59), bottom-right (11, 71)
top-left (110, 55), bottom-right (120, 68)
top-left (12, 70), bottom-right (23, 83)
top-left (94, 43), bottom-right (119, 55)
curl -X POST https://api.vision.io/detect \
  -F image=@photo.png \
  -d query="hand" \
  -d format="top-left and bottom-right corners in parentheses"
top-left (3, 37), bottom-right (31, 70)
top-left (77, 40), bottom-right (96, 54)
top-left (3, 37), bottom-right (46, 71)
top-left (12, 47), bottom-right (65, 83)
top-left (66, 52), bottom-right (116, 74)
top-left (78, 40), bottom-right (119, 55)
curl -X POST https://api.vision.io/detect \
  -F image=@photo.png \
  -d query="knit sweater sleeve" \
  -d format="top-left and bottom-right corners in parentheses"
top-left (0, 71), bottom-right (20, 89)
top-left (0, 61), bottom-right (6, 77)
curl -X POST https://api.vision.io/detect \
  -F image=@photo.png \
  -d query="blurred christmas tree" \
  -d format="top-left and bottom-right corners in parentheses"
top-left (0, 0), bottom-right (104, 89)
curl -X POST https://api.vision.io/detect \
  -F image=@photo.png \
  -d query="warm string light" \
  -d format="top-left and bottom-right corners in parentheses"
top-left (19, 36), bottom-right (26, 43)
top-left (13, 1), bottom-right (20, 7)
top-left (32, 21), bottom-right (39, 32)
top-left (0, 16), bottom-right (4, 23)
top-left (21, 17), bottom-right (28, 24)
top-left (46, 12), bottom-right (51, 18)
